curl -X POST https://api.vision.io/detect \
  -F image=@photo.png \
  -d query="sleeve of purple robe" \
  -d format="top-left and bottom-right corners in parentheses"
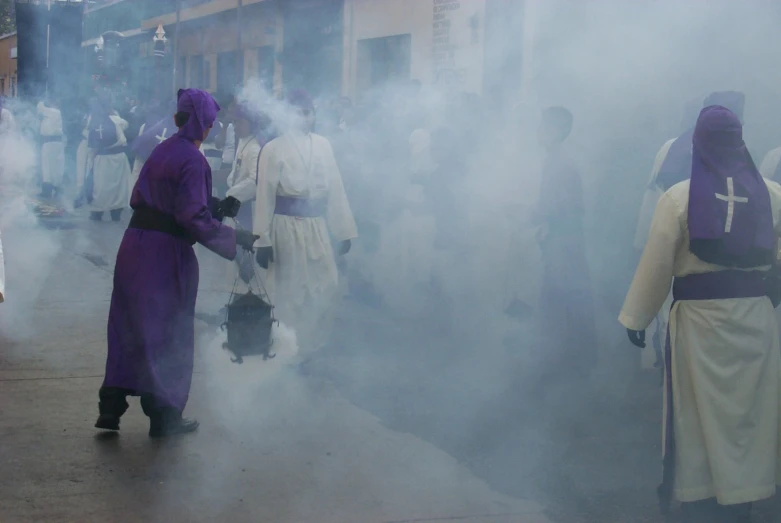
top-left (174, 157), bottom-right (238, 260)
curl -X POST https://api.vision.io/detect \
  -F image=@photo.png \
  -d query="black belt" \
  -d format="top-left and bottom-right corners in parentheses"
top-left (129, 207), bottom-right (193, 244)
top-left (41, 135), bottom-right (62, 144)
top-left (95, 145), bottom-right (127, 156)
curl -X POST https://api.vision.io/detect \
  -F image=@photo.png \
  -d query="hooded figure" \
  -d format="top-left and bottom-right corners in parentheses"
top-left (129, 102), bottom-right (176, 200)
top-left (96, 88), bottom-right (257, 438)
top-left (86, 96), bottom-right (132, 222)
top-left (37, 97), bottom-right (65, 198)
top-left (252, 89), bottom-right (358, 353)
top-left (223, 102), bottom-right (273, 291)
top-left (621, 106), bottom-right (781, 522)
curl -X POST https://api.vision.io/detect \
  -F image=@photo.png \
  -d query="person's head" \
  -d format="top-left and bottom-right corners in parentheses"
top-left (175, 88), bottom-right (220, 145)
top-left (287, 89), bottom-right (315, 133)
top-left (703, 91), bottom-right (745, 123)
top-left (234, 103), bottom-right (270, 139)
top-left (693, 105), bottom-right (744, 167)
top-left (537, 106), bottom-right (573, 149)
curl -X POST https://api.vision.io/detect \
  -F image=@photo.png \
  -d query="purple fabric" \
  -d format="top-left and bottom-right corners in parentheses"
top-left (672, 270), bottom-right (769, 301)
top-left (688, 105), bottom-right (775, 267)
top-left (177, 88), bottom-right (220, 143)
top-left (287, 89), bottom-right (314, 111)
top-left (103, 135), bottom-right (237, 410)
top-left (132, 117), bottom-right (174, 161)
top-left (274, 195), bottom-right (327, 217)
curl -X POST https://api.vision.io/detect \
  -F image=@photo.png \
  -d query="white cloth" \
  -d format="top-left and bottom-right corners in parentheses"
top-left (634, 138), bottom-right (676, 250)
top-left (200, 143), bottom-right (223, 187)
top-left (222, 123), bottom-right (236, 164)
top-left (253, 131), bottom-right (357, 351)
top-left (620, 179), bottom-right (781, 505)
top-left (37, 102), bottom-right (65, 187)
top-left (90, 114), bottom-right (130, 212)
top-left (226, 136), bottom-right (263, 205)
top-left (0, 108), bottom-right (16, 135)
top-left (634, 137), bottom-right (676, 368)
top-left (759, 146), bottom-right (781, 181)
top-left (75, 139), bottom-right (91, 190)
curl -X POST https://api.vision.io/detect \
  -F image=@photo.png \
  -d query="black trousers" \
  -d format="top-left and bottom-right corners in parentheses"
top-left (98, 386), bottom-right (178, 420)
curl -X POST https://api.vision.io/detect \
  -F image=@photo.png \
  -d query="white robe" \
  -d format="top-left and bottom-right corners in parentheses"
top-left (253, 131), bottom-right (357, 351)
top-left (759, 146), bottom-right (781, 181)
top-left (90, 114), bottom-right (130, 213)
top-left (225, 136), bottom-right (263, 294)
top-left (0, 108), bottom-right (16, 135)
top-left (37, 102), bottom-right (65, 188)
top-left (620, 179), bottom-right (781, 505)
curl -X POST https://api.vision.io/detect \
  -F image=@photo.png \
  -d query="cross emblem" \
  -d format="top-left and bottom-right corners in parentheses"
top-left (155, 128), bottom-right (168, 143)
top-left (715, 177), bottom-right (748, 233)
top-left (95, 125), bottom-right (104, 139)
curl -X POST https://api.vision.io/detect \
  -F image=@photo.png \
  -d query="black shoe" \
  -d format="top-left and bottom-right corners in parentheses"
top-left (110, 209), bottom-right (122, 222)
top-left (148, 418), bottom-right (199, 438)
top-left (90, 212), bottom-right (103, 221)
top-left (94, 415), bottom-right (120, 431)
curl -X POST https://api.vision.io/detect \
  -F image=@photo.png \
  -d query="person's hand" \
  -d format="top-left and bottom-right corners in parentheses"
top-left (337, 239), bottom-right (351, 256)
top-left (255, 246), bottom-right (274, 269)
top-left (218, 196), bottom-right (241, 219)
top-left (235, 230), bottom-right (258, 252)
top-left (627, 329), bottom-right (646, 348)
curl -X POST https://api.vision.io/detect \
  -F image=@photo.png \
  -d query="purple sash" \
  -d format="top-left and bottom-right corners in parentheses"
top-left (658, 269), bottom-right (769, 514)
top-left (274, 196), bottom-right (327, 218)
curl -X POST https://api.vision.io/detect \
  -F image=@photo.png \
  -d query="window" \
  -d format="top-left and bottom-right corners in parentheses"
top-left (357, 34), bottom-right (412, 94)
top-left (190, 55), bottom-right (205, 89)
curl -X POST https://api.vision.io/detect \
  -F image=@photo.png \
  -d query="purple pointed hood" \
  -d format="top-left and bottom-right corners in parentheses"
top-left (687, 105), bottom-right (775, 267)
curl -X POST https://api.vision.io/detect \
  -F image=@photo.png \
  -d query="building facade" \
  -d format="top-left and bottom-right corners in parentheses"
top-left (0, 33), bottom-right (17, 98)
top-left (83, 0), bottom-right (525, 101)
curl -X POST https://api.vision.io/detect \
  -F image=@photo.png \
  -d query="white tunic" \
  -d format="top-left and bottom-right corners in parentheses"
top-left (759, 146), bottom-right (781, 181)
top-left (225, 136), bottom-right (263, 293)
top-left (253, 130), bottom-right (358, 350)
top-left (0, 108), bottom-right (16, 135)
top-left (90, 114), bottom-right (130, 213)
top-left (620, 179), bottom-right (781, 505)
top-left (37, 102), bottom-right (65, 187)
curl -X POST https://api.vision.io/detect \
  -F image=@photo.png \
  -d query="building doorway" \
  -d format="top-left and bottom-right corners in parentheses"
top-left (217, 50), bottom-right (243, 96)
top-left (356, 34), bottom-right (411, 95)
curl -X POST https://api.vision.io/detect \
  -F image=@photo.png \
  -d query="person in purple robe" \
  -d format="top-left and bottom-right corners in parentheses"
top-left (95, 89), bottom-right (257, 438)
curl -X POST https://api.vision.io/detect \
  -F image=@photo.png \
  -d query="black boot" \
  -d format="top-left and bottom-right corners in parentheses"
top-left (721, 503), bottom-right (752, 523)
top-left (681, 499), bottom-right (720, 523)
top-left (90, 212), bottom-right (103, 221)
top-left (39, 183), bottom-right (53, 199)
top-left (95, 387), bottom-right (130, 431)
top-left (110, 209), bottom-right (123, 222)
top-left (141, 395), bottom-right (199, 438)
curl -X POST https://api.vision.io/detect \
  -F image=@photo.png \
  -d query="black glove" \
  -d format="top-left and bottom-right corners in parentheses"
top-left (218, 196), bottom-right (241, 219)
top-left (337, 239), bottom-right (352, 256)
top-left (235, 230), bottom-right (258, 252)
top-left (255, 246), bottom-right (274, 269)
top-left (208, 196), bottom-right (224, 221)
top-left (627, 329), bottom-right (646, 349)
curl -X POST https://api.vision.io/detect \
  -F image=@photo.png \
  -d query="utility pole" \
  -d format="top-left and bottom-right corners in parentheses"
top-left (236, 0), bottom-right (243, 88)
top-left (172, 0), bottom-right (182, 95)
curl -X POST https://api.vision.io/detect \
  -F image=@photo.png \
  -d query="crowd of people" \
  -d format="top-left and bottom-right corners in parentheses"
top-left (2, 78), bottom-right (781, 522)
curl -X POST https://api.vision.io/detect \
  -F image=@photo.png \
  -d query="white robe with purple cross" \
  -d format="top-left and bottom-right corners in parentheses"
top-left (620, 178), bottom-right (781, 505)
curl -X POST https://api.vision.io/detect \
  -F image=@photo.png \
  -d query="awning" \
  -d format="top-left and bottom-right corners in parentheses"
top-left (81, 27), bottom-right (151, 48)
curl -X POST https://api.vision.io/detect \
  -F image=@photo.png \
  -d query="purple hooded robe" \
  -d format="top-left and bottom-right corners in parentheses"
top-left (102, 89), bottom-right (237, 411)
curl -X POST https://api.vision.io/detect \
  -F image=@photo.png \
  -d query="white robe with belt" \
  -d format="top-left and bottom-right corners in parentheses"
top-left (37, 102), bottom-right (65, 188)
top-left (620, 179), bottom-right (781, 505)
top-left (253, 131), bottom-right (357, 351)
top-left (90, 114), bottom-right (130, 213)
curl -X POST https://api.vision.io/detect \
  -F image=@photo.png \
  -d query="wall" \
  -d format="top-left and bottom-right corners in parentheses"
top-left (0, 34), bottom-right (17, 97)
top-left (345, 0), bottom-right (486, 98)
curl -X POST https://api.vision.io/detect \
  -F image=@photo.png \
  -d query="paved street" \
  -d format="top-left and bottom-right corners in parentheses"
top-left (2, 200), bottom-right (780, 523)
top-left (0, 206), bottom-right (550, 522)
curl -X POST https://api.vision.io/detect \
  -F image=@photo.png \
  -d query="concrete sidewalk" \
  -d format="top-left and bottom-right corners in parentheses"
top-left (0, 223), bottom-right (551, 522)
